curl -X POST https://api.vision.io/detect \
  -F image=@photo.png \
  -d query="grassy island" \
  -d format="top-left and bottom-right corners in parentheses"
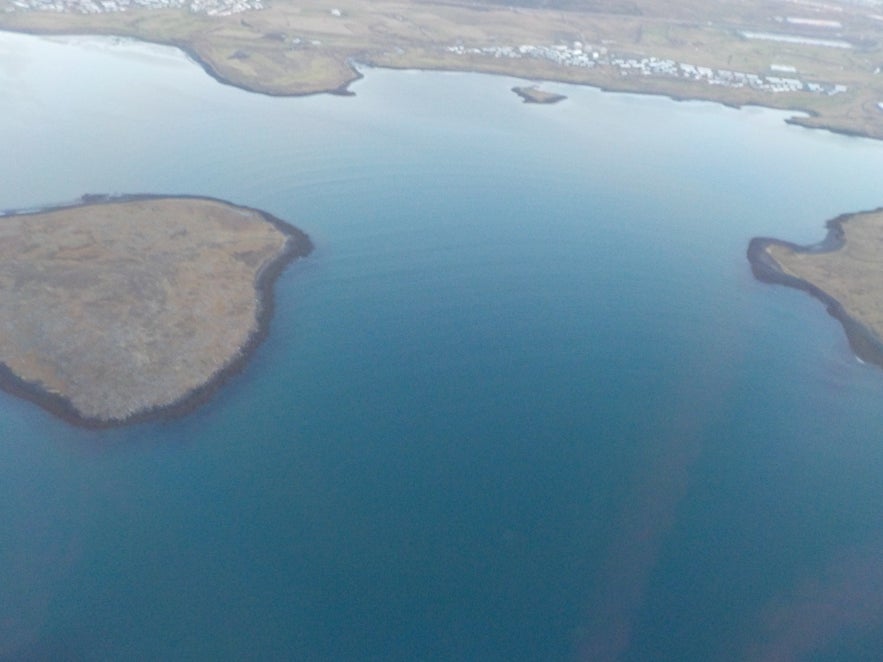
top-left (3, 0), bottom-right (883, 140)
top-left (748, 209), bottom-right (883, 368)
top-left (0, 195), bottom-right (312, 427)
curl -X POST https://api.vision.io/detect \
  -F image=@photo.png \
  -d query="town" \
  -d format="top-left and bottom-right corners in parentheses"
top-left (5, 0), bottom-right (262, 17)
top-left (445, 42), bottom-right (848, 97)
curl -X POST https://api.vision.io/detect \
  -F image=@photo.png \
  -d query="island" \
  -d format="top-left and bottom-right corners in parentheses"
top-left (748, 208), bottom-right (883, 368)
top-left (3, 0), bottom-right (883, 140)
top-left (512, 86), bottom-right (567, 105)
top-left (0, 195), bottom-right (312, 427)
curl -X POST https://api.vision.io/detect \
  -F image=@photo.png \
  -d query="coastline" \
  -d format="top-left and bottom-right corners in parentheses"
top-left (0, 26), bottom-right (878, 142)
top-left (0, 25), bottom-right (364, 98)
top-left (0, 194), bottom-right (313, 429)
top-left (164, 55), bottom-right (883, 142)
top-left (747, 212), bottom-right (883, 369)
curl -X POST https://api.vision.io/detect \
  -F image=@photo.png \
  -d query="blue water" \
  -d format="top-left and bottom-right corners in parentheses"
top-left (4, 32), bottom-right (883, 661)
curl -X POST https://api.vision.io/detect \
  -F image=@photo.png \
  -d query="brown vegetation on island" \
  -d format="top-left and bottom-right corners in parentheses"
top-left (0, 196), bottom-right (310, 426)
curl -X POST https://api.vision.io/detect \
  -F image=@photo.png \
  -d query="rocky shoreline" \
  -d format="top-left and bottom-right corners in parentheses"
top-left (0, 194), bottom-right (313, 428)
top-left (747, 213), bottom-right (883, 369)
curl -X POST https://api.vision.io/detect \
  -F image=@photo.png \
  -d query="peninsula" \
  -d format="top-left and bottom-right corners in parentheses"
top-left (748, 209), bottom-right (883, 368)
top-left (3, 0), bottom-right (883, 140)
top-left (0, 195), bottom-right (312, 427)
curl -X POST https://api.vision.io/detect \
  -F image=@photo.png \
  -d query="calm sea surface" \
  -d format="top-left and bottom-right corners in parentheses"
top-left (4, 31), bottom-right (883, 661)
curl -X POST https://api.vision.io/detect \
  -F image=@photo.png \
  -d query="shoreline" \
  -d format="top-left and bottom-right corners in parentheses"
top-left (747, 211), bottom-right (883, 370)
top-left (1, 27), bottom-right (877, 143)
top-left (0, 193), bottom-right (313, 429)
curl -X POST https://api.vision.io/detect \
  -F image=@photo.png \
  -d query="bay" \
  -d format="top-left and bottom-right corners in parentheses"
top-left (2, 31), bottom-right (883, 660)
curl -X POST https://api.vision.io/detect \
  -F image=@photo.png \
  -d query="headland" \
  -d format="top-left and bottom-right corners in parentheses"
top-left (748, 209), bottom-right (883, 368)
top-left (0, 194), bottom-right (312, 427)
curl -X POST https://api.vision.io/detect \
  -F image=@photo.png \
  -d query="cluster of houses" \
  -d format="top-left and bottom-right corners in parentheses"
top-left (5, 0), bottom-right (262, 16)
top-left (444, 42), bottom-right (848, 97)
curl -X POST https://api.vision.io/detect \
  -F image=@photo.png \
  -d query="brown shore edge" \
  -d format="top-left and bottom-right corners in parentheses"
top-left (747, 211), bottom-right (883, 369)
top-left (0, 193), bottom-right (314, 429)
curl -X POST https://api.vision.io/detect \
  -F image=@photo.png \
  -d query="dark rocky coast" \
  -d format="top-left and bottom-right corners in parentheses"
top-left (0, 194), bottom-right (312, 427)
top-left (748, 210), bottom-right (883, 369)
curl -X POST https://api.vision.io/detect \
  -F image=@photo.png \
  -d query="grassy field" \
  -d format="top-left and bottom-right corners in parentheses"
top-left (2, 0), bottom-right (883, 137)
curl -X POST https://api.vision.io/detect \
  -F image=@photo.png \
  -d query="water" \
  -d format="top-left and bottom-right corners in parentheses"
top-left (3, 31), bottom-right (883, 661)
